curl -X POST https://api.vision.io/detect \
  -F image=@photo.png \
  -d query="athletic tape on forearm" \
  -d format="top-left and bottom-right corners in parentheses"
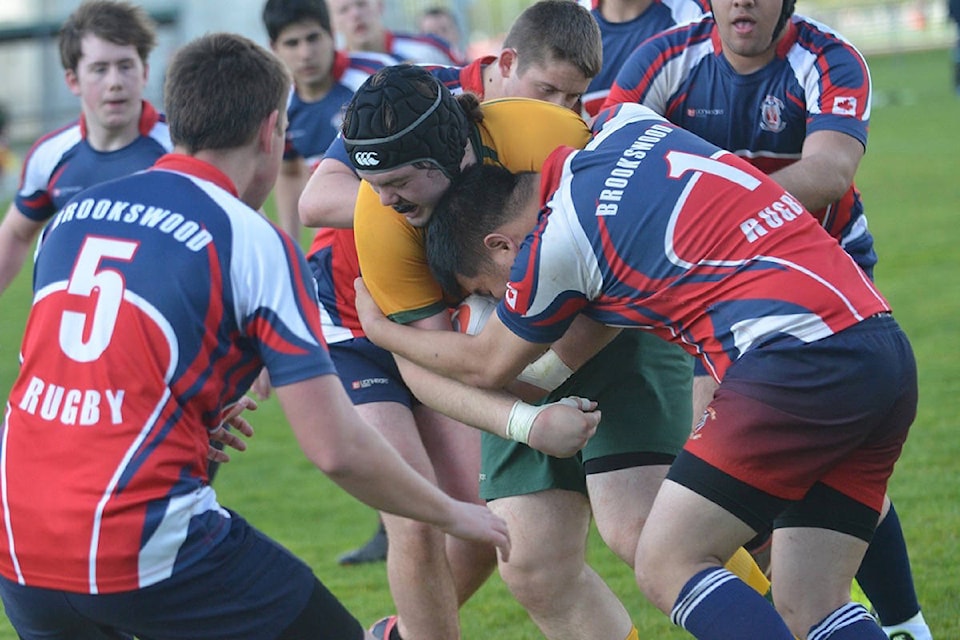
top-left (515, 349), bottom-right (575, 392)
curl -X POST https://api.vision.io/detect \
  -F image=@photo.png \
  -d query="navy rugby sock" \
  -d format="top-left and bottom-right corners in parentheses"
top-left (671, 567), bottom-right (793, 639)
top-left (807, 603), bottom-right (888, 639)
top-left (854, 503), bottom-right (921, 625)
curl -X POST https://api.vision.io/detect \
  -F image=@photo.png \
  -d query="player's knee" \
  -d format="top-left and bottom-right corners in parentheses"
top-left (498, 548), bottom-right (582, 611)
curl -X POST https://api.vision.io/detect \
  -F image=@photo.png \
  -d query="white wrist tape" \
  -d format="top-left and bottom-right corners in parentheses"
top-left (505, 397), bottom-right (593, 444)
top-left (506, 401), bottom-right (541, 444)
top-left (516, 349), bottom-right (574, 392)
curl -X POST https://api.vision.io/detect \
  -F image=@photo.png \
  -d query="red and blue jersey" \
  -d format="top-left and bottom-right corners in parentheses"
top-left (284, 50), bottom-right (396, 169)
top-left (1, 154), bottom-right (332, 594)
top-left (14, 101), bottom-right (171, 222)
top-left (602, 15), bottom-right (875, 271)
top-left (580, 0), bottom-right (707, 118)
top-left (382, 29), bottom-right (464, 66)
top-left (307, 61), bottom-right (485, 343)
top-left (500, 104), bottom-right (889, 381)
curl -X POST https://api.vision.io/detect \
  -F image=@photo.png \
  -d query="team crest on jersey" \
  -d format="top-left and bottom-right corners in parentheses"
top-left (759, 95), bottom-right (786, 133)
top-left (505, 283), bottom-right (519, 311)
top-left (832, 96), bottom-right (858, 116)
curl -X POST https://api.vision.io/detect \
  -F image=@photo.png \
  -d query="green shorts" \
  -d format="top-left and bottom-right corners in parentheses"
top-left (479, 331), bottom-right (693, 501)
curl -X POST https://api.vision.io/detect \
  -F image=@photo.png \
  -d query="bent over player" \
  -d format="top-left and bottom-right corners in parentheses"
top-left (356, 103), bottom-right (917, 640)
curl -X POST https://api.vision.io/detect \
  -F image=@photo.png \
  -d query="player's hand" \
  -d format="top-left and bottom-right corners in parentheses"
top-left (527, 396), bottom-right (600, 458)
top-left (354, 277), bottom-right (388, 339)
top-left (438, 500), bottom-right (511, 562)
top-left (251, 368), bottom-right (273, 401)
top-left (207, 396), bottom-right (257, 463)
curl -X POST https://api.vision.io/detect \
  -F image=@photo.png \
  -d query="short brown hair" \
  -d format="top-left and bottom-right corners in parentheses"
top-left (164, 33), bottom-right (291, 153)
top-left (502, 0), bottom-right (602, 80)
top-left (59, 1), bottom-right (157, 72)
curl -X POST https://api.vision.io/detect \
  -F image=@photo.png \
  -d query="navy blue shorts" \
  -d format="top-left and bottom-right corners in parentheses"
top-left (0, 512), bottom-right (363, 640)
top-left (329, 337), bottom-right (414, 407)
top-left (672, 314), bottom-right (917, 540)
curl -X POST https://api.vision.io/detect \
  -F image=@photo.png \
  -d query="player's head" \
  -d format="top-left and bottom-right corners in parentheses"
top-left (263, 0), bottom-right (336, 94)
top-left (496, 0), bottom-right (602, 110)
top-left (342, 64), bottom-right (470, 226)
top-left (426, 164), bottom-right (539, 300)
top-left (418, 6), bottom-right (460, 49)
top-left (59, 1), bottom-right (156, 134)
top-left (263, 0), bottom-right (332, 41)
top-left (59, 1), bottom-right (156, 73)
top-left (711, 0), bottom-right (796, 67)
top-left (164, 33), bottom-right (291, 207)
top-left (328, 0), bottom-right (385, 53)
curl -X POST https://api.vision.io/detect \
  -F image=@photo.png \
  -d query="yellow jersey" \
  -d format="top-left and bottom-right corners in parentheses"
top-left (354, 98), bottom-right (591, 323)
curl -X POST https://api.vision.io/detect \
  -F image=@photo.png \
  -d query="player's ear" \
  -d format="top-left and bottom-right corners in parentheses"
top-left (483, 232), bottom-right (512, 254)
top-left (497, 48), bottom-right (518, 79)
top-left (256, 109), bottom-right (282, 155)
top-left (64, 68), bottom-right (81, 96)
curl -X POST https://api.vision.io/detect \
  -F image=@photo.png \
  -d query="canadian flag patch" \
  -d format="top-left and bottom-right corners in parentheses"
top-left (832, 96), bottom-right (857, 116)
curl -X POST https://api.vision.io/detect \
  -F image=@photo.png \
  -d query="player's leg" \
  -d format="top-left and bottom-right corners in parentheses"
top-left (577, 331), bottom-right (692, 567)
top-left (416, 402), bottom-right (497, 606)
top-left (361, 400), bottom-right (464, 640)
top-left (855, 495), bottom-right (932, 639)
top-left (480, 430), bottom-right (635, 640)
top-left (328, 338), bottom-right (465, 640)
top-left (490, 490), bottom-right (634, 640)
top-left (770, 484), bottom-right (887, 639)
top-left (635, 477), bottom-right (795, 638)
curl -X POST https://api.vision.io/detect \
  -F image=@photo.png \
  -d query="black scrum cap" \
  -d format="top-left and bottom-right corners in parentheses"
top-left (342, 64), bottom-right (468, 179)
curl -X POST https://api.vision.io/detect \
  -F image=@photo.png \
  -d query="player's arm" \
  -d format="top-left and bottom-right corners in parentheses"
top-left (547, 314), bottom-right (621, 378)
top-left (356, 277), bottom-right (547, 389)
top-left (768, 129), bottom-right (864, 213)
top-left (0, 203), bottom-right (45, 296)
top-left (298, 156), bottom-right (361, 229)
top-left (275, 373), bottom-right (510, 557)
top-left (274, 157), bottom-right (309, 240)
top-left (393, 309), bottom-right (601, 456)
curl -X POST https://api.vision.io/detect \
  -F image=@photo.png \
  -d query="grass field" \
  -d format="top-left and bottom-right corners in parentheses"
top-left (0, 47), bottom-right (957, 638)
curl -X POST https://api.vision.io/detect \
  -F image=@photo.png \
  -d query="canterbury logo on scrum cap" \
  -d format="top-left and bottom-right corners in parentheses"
top-left (353, 151), bottom-right (380, 167)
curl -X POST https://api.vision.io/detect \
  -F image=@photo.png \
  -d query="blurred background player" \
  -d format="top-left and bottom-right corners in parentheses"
top-left (418, 5), bottom-right (465, 63)
top-left (602, 0), bottom-right (932, 637)
top-left (263, 0), bottom-right (396, 565)
top-left (0, 31), bottom-right (510, 640)
top-left (951, 0), bottom-right (960, 93)
top-left (262, 0), bottom-right (394, 244)
top-left (327, 0), bottom-right (463, 64)
top-left (0, 0), bottom-right (169, 299)
top-left (577, 0), bottom-right (708, 119)
top-left (0, 103), bottom-right (15, 198)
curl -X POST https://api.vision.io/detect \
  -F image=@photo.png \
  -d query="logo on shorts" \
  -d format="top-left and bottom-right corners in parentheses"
top-left (691, 406), bottom-right (716, 439)
top-left (353, 151), bottom-right (380, 167)
top-left (351, 377), bottom-right (389, 389)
